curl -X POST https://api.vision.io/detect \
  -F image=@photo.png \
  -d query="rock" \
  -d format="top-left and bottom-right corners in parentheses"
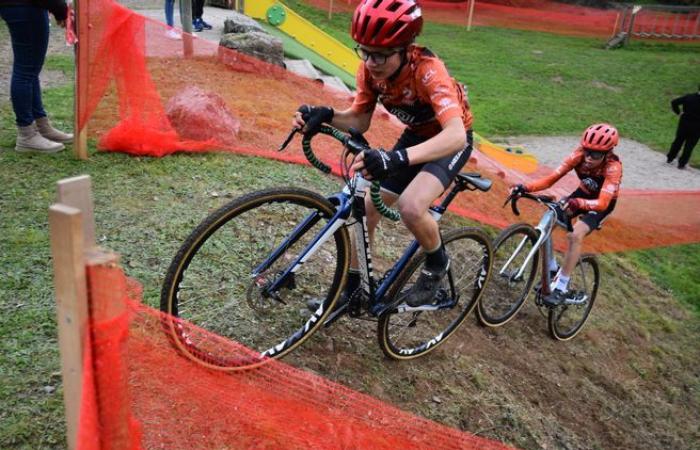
top-left (165, 86), bottom-right (240, 145)
top-left (223, 11), bottom-right (266, 34)
top-left (219, 31), bottom-right (284, 67)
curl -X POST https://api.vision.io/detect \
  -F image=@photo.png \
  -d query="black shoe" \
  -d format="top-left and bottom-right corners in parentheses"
top-left (678, 165), bottom-right (686, 170)
top-left (306, 290), bottom-right (350, 313)
top-left (200, 19), bottom-right (213, 30)
top-left (405, 260), bottom-right (450, 307)
top-left (542, 288), bottom-right (568, 307)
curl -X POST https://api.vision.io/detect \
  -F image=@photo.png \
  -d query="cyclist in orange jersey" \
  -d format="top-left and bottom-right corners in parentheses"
top-left (293, 0), bottom-right (473, 309)
top-left (512, 123), bottom-right (623, 307)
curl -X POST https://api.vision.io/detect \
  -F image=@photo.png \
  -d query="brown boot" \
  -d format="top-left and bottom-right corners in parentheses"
top-left (15, 123), bottom-right (65, 153)
top-left (35, 116), bottom-right (74, 144)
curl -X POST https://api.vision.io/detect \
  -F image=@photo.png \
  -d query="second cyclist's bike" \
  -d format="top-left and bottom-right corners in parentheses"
top-left (161, 126), bottom-right (494, 370)
top-left (477, 191), bottom-right (600, 340)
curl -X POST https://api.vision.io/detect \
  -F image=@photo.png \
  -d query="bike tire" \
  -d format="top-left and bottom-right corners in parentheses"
top-left (548, 254), bottom-right (599, 341)
top-left (377, 227), bottom-right (492, 360)
top-left (160, 187), bottom-right (351, 370)
top-left (478, 223), bottom-right (540, 327)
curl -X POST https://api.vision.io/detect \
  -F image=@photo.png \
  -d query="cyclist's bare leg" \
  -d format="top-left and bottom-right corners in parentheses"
top-left (397, 172), bottom-right (445, 250)
top-left (561, 220), bottom-right (591, 277)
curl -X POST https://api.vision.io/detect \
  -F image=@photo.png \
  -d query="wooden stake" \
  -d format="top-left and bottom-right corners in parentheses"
top-left (57, 175), bottom-right (96, 251)
top-left (74, 0), bottom-right (89, 159)
top-left (467, 0), bottom-right (476, 31)
top-left (49, 204), bottom-right (88, 450)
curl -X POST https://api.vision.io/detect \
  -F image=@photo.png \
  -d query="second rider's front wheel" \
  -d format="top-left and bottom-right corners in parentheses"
top-left (160, 187), bottom-right (350, 371)
top-left (477, 223), bottom-right (539, 327)
top-left (548, 254), bottom-right (599, 341)
top-left (377, 227), bottom-right (492, 360)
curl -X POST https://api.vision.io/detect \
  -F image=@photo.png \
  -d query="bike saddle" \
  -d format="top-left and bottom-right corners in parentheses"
top-left (456, 173), bottom-right (492, 192)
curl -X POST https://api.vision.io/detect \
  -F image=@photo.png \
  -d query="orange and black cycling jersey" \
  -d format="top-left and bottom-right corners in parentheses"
top-left (525, 147), bottom-right (623, 212)
top-left (350, 45), bottom-right (473, 138)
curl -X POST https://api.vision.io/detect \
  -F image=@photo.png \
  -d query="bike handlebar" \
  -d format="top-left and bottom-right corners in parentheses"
top-left (280, 126), bottom-right (401, 221)
top-left (505, 191), bottom-right (573, 232)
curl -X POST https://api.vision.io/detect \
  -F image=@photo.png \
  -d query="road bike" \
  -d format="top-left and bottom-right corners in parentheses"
top-left (160, 125), bottom-right (494, 370)
top-left (477, 191), bottom-right (600, 340)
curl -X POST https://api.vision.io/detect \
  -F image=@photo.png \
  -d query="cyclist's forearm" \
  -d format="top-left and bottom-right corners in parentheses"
top-left (404, 117), bottom-right (466, 165)
top-left (331, 109), bottom-right (372, 133)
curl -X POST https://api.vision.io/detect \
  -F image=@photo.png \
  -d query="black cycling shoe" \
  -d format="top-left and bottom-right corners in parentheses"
top-left (542, 288), bottom-right (568, 307)
top-left (404, 260), bottom-right (450, 307)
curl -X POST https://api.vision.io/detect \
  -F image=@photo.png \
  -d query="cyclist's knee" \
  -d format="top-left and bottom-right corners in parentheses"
top-left (397, 198), bottom-right (423, 226)
top-left (567, 229), bottom-right (586, 245)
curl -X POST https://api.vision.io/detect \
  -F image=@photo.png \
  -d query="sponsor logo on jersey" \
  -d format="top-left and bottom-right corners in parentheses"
top-left (421, 68), bottom-right (436, 85)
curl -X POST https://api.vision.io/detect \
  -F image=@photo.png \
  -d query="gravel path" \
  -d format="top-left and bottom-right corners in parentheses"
top-left (493, 136), bottom-right (700, 191)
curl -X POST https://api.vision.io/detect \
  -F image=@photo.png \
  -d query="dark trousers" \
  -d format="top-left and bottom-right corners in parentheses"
top-left (0, 6), bottom-right (49, 127)
top-left (667, 117), bottom-right (700, 168)
top-left (192, 0), bottom-right (204, 19)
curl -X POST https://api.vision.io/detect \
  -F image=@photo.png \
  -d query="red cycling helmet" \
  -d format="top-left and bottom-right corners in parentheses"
top-left (351, 0), bottom-right (423, 48)
top-left (581, 123), bottom-right (619, 151)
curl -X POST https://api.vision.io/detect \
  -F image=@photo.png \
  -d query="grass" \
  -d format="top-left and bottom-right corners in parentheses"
top-left (0, 7), bottom-right (699, 449)
top-left (284, 0), bottom-right (700, 165)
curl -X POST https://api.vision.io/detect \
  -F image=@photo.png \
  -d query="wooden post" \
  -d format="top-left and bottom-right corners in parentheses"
top-left (74, 0), bottom-right (89, 159)
top-left (611, 11), bottom-right (621, 39)
top-left (180, 0), bottom-right (194, 57)
top-left (57, 175), bottom-right (96, 251)
top-left (49, 203), bottom-right (88, 450)
top-left (329, 0), bottom-right (333, 21)
top-left (624, 5), bottom-right (642, 46)
top-left (467, 0), bottom-right (476, 31)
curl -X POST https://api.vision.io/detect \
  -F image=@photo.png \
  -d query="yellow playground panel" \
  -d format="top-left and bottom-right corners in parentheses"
top-left (243, 1), bottom-right (538, 174)
top-left (474, 133), bottom-right (538, 174)
top-left (244, 0), bottom-right (360, 76)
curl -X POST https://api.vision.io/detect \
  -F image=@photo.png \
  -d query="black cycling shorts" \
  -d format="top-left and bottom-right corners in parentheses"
top-left (380, 129), bottom-right (473, 196)
top-left (568, 188), bottom-right (617, 232)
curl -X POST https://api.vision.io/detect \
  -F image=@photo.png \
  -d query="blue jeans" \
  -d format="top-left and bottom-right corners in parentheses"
top-left (165, 0), bottom-right (175, 27)
top-left (0, 5), bottom-right (49, 127)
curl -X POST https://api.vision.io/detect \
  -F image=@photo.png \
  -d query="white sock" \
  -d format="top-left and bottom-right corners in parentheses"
top-left (548, 258), bottom-right (559, 272)
top-left (555, 274), bottom-right (570, 292)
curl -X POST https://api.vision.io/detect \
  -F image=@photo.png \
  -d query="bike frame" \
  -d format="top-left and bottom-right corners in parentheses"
top-left (498, 202), bottom-right (565, 297)
top-left (253, 173), bottom-right (462, 317)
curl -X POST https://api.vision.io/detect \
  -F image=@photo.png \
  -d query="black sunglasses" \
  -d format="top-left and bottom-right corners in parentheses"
top-left (584, 150), bottom-right (607, 160)
top-left (354, 46), bottom-right (401, 65)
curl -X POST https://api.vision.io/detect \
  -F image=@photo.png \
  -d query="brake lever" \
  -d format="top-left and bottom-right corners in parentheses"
top-left (278, 127), bottom-right (299, 151)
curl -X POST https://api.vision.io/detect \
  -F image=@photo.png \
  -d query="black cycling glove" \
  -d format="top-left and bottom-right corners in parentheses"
top-left (297, 105), bottom-right (334, 136)
top-left (363, 148), bottom-right (409, 180)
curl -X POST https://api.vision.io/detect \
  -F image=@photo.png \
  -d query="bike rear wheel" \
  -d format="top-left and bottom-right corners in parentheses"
top-left (160, 187), bottom-right (350, 370)
top-left (478, 223), bottom-right (539, 326)
top-left (548, 255), bottom-right (599, 340)
top-left (377, 227), bottom-right (492, 360)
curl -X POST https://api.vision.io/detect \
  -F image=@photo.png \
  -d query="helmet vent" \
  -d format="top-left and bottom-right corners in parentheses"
top-left (373, 18), bottom-right (388, 41)
top-left (387, 1), bottom-right (402, 12)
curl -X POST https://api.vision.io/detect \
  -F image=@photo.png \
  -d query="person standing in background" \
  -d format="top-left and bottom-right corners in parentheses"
top-left (191, 0), bottom-right (211, 32)
top-left (164, 0), bottom-right (181, 39)
top-left (0, 0), bottom-right (74, 153)
top-left (667, 85), bottom-right (700, 170)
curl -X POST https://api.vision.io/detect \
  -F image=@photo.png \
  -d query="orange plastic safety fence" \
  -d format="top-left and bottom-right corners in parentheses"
top-left (79, 261), bottom-right (515, 449)
top-left (303, 0), bottom-right (699, 39)
top-left (78, 0), bottom-right (700, 257)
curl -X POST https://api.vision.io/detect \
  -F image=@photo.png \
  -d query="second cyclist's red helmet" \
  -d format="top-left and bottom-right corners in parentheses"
top-left (581, 123), bottom-right (619, 151)
top-left (351, 0), bottom-right (423, 48)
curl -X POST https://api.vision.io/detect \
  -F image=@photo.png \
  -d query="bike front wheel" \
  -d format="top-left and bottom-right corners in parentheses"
top-left (548, 254), bottom-right (599, 341)
top-left (160, 187), bottom-right (351, 370)
top-left (377, 227), bottom-right (492, 360)
top-left (478, 223), bottom-right (539, 327)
